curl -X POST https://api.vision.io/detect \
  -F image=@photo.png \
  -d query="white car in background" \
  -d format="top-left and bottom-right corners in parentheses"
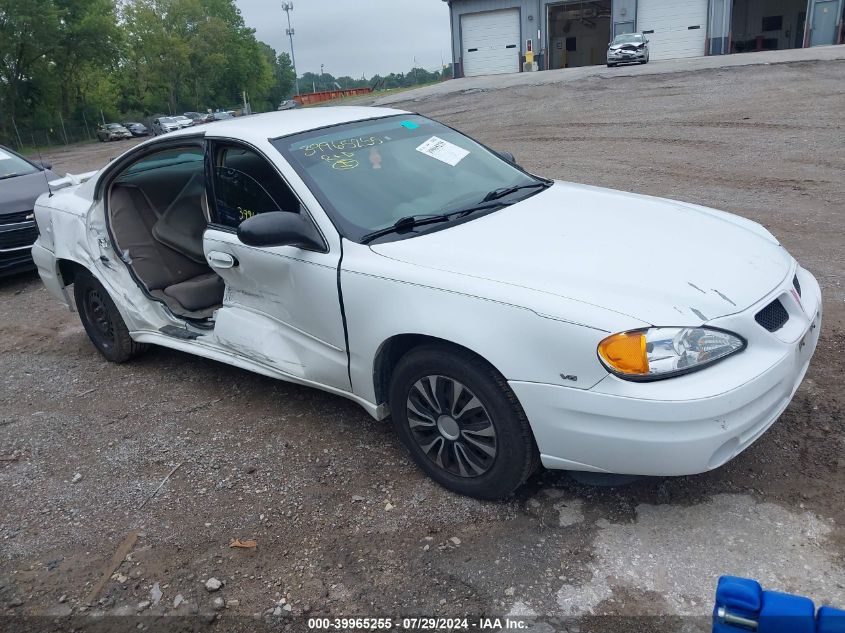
top-left (30, 107), bottom-right (821, 499)
top-left (607, 32), bottom-right (650, 67)
top-left (151, 117), bottom-right (181, 135)
top-left (173, 115), bottom-right (194, 129)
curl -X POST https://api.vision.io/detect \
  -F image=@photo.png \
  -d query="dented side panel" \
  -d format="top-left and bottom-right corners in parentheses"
top-left (203, 228), bottom-right (350, 391)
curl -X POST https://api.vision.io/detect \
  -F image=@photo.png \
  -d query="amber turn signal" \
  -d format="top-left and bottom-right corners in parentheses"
top-left (598, 331), bottom-right (649, 375)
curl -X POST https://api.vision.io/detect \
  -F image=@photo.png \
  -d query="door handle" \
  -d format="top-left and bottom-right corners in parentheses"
top-left (206, 251), bottom-right (237, 269)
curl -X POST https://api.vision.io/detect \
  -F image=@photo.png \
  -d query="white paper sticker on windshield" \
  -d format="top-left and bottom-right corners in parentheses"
top-left (0, 149), bottom-right (12, 161)
top-left (415, 136), bottom-right (469, 167)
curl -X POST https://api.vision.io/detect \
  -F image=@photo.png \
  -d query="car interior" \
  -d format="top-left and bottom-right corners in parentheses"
top-left (107, 147), bottom-right (223, 320)
top-left (106, 144), bottom-right (303, 321)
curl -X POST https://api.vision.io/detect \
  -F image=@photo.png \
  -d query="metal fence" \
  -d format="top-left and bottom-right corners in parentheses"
top-left (1, 116), bottom-right (100, 152)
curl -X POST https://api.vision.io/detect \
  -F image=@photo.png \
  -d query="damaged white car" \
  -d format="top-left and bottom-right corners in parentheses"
top-left (32, 107), bottom-right (821, 499)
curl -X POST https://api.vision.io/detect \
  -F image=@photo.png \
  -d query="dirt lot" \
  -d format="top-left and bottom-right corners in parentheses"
top-left (2, 59), bottom-right (844, 631)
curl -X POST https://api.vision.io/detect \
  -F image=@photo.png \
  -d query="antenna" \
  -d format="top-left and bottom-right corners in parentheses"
top-left (35, 147), bottom-right (53, 197)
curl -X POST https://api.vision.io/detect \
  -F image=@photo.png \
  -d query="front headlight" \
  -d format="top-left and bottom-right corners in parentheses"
top-left (597, 327), bottom-right (746, 381)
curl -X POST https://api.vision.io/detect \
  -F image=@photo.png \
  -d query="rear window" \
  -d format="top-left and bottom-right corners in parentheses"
top-left (120, 148), bottom-right (204, 177)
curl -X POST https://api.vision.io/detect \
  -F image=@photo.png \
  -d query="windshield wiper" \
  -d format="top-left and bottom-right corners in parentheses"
top-left (360, 201), bottom-right (512, 244)
top-left (482, 181), bottom-right (550, 202)
top-left (360, 214), bottom-right (454, 244)
top-left (360, 181), bottom-right (552, 244)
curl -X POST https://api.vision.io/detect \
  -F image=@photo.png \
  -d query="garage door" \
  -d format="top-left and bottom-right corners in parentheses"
top-left (461, 9), bottom-right (521, 77)
top-left (637, 0), bottom-right (708, 60)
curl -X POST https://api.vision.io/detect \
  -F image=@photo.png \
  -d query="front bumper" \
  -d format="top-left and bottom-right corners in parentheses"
top-left (0, 218), bottom-right (38, 276)
top-left (608, 49), bottom-right (646, 63)
top-left (512, 266), bottom-right (822, 476)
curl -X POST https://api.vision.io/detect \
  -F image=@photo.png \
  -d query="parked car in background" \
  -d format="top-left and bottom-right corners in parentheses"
top-left (151, 117), bottom-right (181, 135)
top-left (210, 111), bottom-right (234, 122)
top-left (30, 108), bottom-right (822, 499)
top-left (123, 122), bottom-right (149, 137)
top-left (183, 112), bottom-right (207, 125)
top-left (96, 123), bottom-right (132, 142)
top-left (0, 145), bottom-right (57, 275)
top-left (278, 100), bottom-right (300, 111)
top-left (607, 32), bottom-right (650, 67)
top-left (173, 115), bottom-right (194, 129)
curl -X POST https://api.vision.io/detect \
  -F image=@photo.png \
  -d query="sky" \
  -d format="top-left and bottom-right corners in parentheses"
top-left (235, 0), bottom-right (453, 79)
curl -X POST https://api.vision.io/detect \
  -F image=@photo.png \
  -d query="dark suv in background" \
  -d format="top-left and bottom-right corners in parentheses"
top-left (0, 146), bottom-right (58, 276)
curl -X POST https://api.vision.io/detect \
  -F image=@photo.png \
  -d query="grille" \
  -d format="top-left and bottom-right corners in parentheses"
top-left (0, 226), bottom-right (38, 250)
top-left (793, 275), bottom-right (801, 297)
top-left (755, 298), bottom-right (789, 332)
top-left (0, 210), bottom-right (34, 225)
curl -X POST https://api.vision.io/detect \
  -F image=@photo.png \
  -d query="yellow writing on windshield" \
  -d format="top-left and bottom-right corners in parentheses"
top-left (321, 152), bottom-right (359, 170)
top-left (300, 136), bottom-right (383, 156)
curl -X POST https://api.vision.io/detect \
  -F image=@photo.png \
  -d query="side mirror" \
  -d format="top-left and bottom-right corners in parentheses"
top-left (237, 212), bottom-right (325, 251)
top-left (38, 161), bottom-right (52, 170)
top-left (498, 151), bottom-right (518, 166)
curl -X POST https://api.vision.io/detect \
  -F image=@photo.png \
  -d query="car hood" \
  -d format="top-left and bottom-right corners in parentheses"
top-left (0, 170), bottom-right (58, 215)
top-left (369, 182), bottom-right (792, 326)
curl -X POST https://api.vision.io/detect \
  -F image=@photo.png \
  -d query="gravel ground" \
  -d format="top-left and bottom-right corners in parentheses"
top-left (1, 58), bottom-right (843, 631)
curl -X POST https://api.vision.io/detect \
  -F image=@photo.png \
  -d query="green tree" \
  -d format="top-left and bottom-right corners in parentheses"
top-left (0, 0), bottom-right (60, 124)
top-left (118, 0), bottom-right (272, 115)
top-left (53, 0), bottom-right (122, 117)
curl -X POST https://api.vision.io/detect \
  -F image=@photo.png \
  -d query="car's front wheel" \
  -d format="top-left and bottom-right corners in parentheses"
top-left (388, 344), bottom-right (539, 499)
top-left (74, 271), bottom-right (147, 363)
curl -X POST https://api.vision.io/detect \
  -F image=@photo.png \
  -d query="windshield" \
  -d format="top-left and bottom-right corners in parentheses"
top-left (107, 124), bottom-right (124, 129)
top-left (612, 33), bottom-right (644, 44)
top-left (273, 114), bottom-right (542, 242)
top-left (161, 117), bottom-right (176, 124)
top-left (0, 147), bottom-right (39, 179)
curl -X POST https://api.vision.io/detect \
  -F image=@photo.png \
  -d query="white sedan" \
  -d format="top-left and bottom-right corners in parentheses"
top-left (31, 107), bottom-right (821, 499)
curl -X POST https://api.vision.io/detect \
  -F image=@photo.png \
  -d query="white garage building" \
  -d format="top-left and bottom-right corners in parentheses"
top-left (444, 0), bottom-right (844, 76)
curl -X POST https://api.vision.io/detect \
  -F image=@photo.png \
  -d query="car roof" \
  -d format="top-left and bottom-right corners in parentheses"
top-left (164, 106), bottom-right (409, 145)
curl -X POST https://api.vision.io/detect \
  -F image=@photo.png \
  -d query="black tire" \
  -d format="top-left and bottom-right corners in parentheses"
top-left (73, 271), bottom-right (147, 363)
top-left (388, 344), bottom-right (539, 500)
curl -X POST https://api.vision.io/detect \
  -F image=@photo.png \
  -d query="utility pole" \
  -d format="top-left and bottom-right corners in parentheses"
top-left (281, 3), bottom-right (300, 97)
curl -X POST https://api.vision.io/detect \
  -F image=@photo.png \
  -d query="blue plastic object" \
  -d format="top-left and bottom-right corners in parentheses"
top-left (758, 590), bottom-right (815, 633)
top-left (817, 607), bottom-right (845, 633)
top-left (714, 576), bottom-right (844, 633)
